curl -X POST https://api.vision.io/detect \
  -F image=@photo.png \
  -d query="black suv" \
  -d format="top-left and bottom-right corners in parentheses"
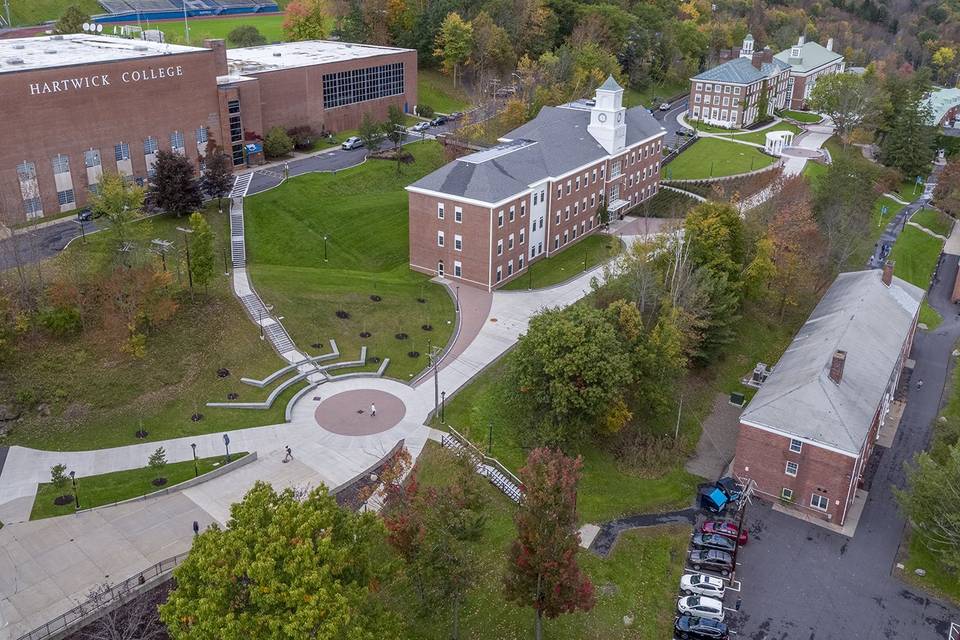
top-left (430, 116), bottom-right (448, 126)
top-left (675, 614), bottom-right (729, 639)
top-left (691, 532), bottom-right (736, 553)
top-left (689, 549), bottom-right (734, 576)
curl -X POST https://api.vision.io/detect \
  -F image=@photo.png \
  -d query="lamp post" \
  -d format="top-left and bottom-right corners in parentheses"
top-left (223, 433), bottom-right (231, 463)
top-left (440, 390), bottom-right (446, 424)
top-left (487, 421), bottom-right (493, 455)
top-left (191, 442), bottom-right (198, 477)
top-left (74, 214), bottom-right (87, 244)
top-left (455, 285), bottom-right (460, 312)
top-left (258, 309), bottom-right (264, 340)
top-left (323, 234), bottom-right (329, 262)
top-left (69, 470), bottom-right (79, 510)
top-left (176, 226), bottom-right (194, 297)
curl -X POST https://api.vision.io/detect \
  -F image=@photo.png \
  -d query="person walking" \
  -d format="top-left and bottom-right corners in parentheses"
top-left (283, 446), bottom-right (293, 463)
top-left (370, 402), bottom-right (376, 417)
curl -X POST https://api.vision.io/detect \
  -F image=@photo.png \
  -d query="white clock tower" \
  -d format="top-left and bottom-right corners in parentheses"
top-left (588, 75), bottom-right (627, 155)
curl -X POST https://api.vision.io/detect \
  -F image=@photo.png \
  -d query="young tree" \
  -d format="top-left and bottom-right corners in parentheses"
top-left (160, 481), bottom-right (400, 639)
top-left (763, 201), bottom-right (826, 318)
top-left (434, 13), bottom-right (473, 88)
top-left (283, 0), bottom-right (332, 41)
top-left (813, 156), bottom-right (877, 275)
top-left (88, 172), bottom-right (145, 244)
top-left (149, 151), bottom-right (203, 218)
top-left (55, 5), bottom-right (90, 34)
top-left (188, 212), bottom-right (216, 291)
top-left (227, 25), bottom-right (267, 48)
top-left (100, 265), bottom-right (177, 357)
top-left (933, 158), bottom-right (960, 217)
top-left (263, 126), bottom-right (294, 159)
top-left (50, 463), bottom-right (69, 496)
top-left (386, 105), bottom-right (406, 172)
top-left (201, 133), bottom-right (233, 212)
top-left (512, 304), bottom-right (631, 447)
top-left (895, 444), bottom-right (960, 572)
top-left (755, 84), bottom-right (771, 124)
top-left (358, 113), bottom-right (386, 153)
top-left (808, 73), bottom-right (881, 144)
top-left (148, 447), bottom-right (167, 484)
top-left (504, 448), bottom-right (594, 640)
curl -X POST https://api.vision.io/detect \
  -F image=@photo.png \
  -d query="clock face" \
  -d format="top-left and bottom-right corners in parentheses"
top-left (598, 113), bottom-right (607, 123)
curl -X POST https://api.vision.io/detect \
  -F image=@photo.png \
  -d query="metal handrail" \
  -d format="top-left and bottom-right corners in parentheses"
top-left (16, 552), bottom-right (188, 640)
top-left (445, 426), bottom-right (523, 491)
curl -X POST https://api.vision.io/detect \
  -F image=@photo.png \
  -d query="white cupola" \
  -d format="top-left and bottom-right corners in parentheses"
top-left (587, 75), bottom-right (626, 155)
top-left (740, 34), bottom-right (754, 59)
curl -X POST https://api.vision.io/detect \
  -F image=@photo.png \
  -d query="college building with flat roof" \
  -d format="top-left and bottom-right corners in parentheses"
top-left (407, 77), bottom-right (666, 291)
top-left (0, 34), bottom-right (416, 224)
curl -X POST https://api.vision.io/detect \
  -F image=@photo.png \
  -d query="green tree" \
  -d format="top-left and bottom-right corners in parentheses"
top-left (512, 304), bottom-right (631, 447)
top-left (386, 105), bottom-right (406, 173)
top-left (504, 448), bottom-right (594, 640)
top-left (188, 212), bottom-right (216, 291)
top-left (55, 5), bottom-right (90, 34)
top-left (283, 0), bottom-right (331, 41)
top-left (434, 13), bottom-right (473, 88)
top-left (148, 447), bottom-right (167, 484)
top-left (160, 481), bottom-right (400, 639)
top-left (895, 444), bottom-right (960, 572)
top-left (469, 11), bottom-right (516, 86)
top-left (755, 84), bottom-right (771, 124)
top-left (201, 133), bottom-right (233, 212)
top-left (879, 72), bottom-right (936, 178)
top-left (683, 201), bottom-right (746, 284)
top-left (88, 171), bottom-right (145, 244)
top-left (149, 151), bottom-right (203, 218)
top-left (50, 464), bottom-right (69, 496)
top-left (808, 72), bottom-right (881, 144)
top-left (813, 156), bottom-right (878, 273)
top-left (228, 25), bottom-right (267, 47)
top-left (263, 126), bottom-right (294, 159)
top-left (358, 113), bottom-right (386, 153)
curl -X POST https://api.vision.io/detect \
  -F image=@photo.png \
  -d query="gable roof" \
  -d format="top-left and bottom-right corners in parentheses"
top-left (740, 269), bottom-right (923, 455)
top-left (692, 57), bottom-right (790, 85)
top-left (773, 41), bottom-right (843, 73)
top-left (408, 104), bottom-right (664, 203)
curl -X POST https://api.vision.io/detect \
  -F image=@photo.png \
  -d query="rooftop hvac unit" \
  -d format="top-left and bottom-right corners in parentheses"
top-left (134, 45), bottom-right (149, 51)
top-left (6, 57), bottom-right (24, 65)
top-left (12, 44), bottom-right (24, 49)
top-left (50, 34), bottom-right (63, 40)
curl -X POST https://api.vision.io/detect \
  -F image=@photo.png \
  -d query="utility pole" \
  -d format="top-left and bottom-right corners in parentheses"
top-left (176, 226), bottom-right (194, 299)
top-left (429, 342), bottom-right (442, 417)
top-left (182, 1), bottom-right (190, 44)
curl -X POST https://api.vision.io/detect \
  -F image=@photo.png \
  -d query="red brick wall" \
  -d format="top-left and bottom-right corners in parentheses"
top-left (408, 191), bottom-right (491, 290)
top-left (490, 193), bottom-right (531, 286)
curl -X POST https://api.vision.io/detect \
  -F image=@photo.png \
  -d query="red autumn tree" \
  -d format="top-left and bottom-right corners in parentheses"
top-left (504, 447), bottom-right (594, 640)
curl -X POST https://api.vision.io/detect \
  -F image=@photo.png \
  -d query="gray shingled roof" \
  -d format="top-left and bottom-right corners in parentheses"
top-left (740, 269), bottom-right (924, 455)
top-left (773, 41), bottom-right (843, 73)
top-left (692, 57), bottom-right (789, 84)
top-left (408, 105), bottom-right (664, 203)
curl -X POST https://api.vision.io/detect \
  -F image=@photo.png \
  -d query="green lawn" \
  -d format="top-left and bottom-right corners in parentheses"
top-left (780, 109), bottom-right (821, 123)
top-left (0, 210), bottom-right (291, 452)
top-left (888, 225), bottom-right (944, 289)
top-left (897, 178), bottom-right (926, 203)
top-left (501, 235), bottom-right (620, 291)
top-left (623, 79), bottom-right (689, 109)
top-left (417, 69), bottom-right (471, 114)
top-left (902, 533), bottom-right (960, 605)
top-left (388, 444), bottom-right (691, 640)
top-left (30, 453), bottom-right (248, 520)
top-left (244, 141), bottom-right (455, 381)
top-left (802, 160), bottom-right (828, 185)
top-left (689, 121), bottom-right (743, 134)
top-left (8, 0), bottom-right (101, 25)
top-left (112, 15), bottom-right (286, 46)
top-left (720, 122), bottom-right (802, 146)
top-left (911, 208), bottom-right (954, 237)
top-left (919, 301), bottom-right (942, 330)
top-left (663, 138), bottom-right (775, 180)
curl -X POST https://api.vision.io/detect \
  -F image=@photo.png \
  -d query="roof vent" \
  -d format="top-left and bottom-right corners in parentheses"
top-left (6, 57), bottom-right (24, 65)
top-left (272, 51), bottom-right (281, 57)
top-left (12, 44), bottom-right (24, 49)
top-left (44, 49), bottom-right (57, 54)
top-left (49, 34), bottom-right (64, 40)
top-left (134, 45), bottom-right (148, 51)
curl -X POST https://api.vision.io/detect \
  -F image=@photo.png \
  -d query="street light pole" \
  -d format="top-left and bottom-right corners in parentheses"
top-left (191, 443), bottom-right (198, 477)
top-left (69, 471), bottom-right (79, 510)
top-left (223, 433), bottom-right (231, 463)
top-left (323, 234), bottom-right (329, 262)
top-left (440, 390), bottom-right (446, 424)
top-left (455, 285), bottom-right (460, 312)
top-left (258, 309), bottom-right (264, 340)
top-left (487, 421), bottom-right (493, 455)
top-left (176, 226), bottom-right (194, 297)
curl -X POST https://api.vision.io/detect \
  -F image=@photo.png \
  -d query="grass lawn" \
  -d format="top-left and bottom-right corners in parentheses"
top-left (501, 235), bottom-right (620, 291)
top-left (780, 109), bottom-right (821, 123)
top-left (897, 178), bottom-right (926, 203)
top-left (112, 15), bottom-right (286, 46)
top-left (911, 208), bottom-right (954, 237)
top-left (418, 69), bottom-right (471, 114)
top-left (919, 301), bottom-right (942, 330)
top-left (802, 160), bottom-right (828, 185)
top-left (623, 79), bottom-right (689, 109)
top-left (663, 138), bottom-right (775, 180)
top-left (888, 225), bottom-right (944, 289)
top-left (8, 0), bottom-right (101, 25)
top-left (244, 141), bottom-right (455, 382)
top-left (689, 121), bottom-right (743, 134)
top-left (902, 533), bottom-right (960, 606)
top-left (722, 122), bottom-right (802, 146)
top-left (0, 210), bottom-right (291, 452)
top-left (388, 444), bottom-right (691, 640)
top-left (30, 453), bottom-right (248, 519)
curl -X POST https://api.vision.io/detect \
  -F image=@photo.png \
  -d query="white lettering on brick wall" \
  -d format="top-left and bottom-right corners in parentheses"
top-left (28, 65), bottom-right (184, 96)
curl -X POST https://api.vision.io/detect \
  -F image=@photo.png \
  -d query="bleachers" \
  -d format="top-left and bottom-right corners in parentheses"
top-left (95, 0), bottom-right (278, 20)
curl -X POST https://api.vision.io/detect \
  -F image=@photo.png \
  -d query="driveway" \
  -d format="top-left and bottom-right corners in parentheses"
top-left (730, 254), bottom-right (960, 639)
top-left (0, 218), bottom-right (100, 271)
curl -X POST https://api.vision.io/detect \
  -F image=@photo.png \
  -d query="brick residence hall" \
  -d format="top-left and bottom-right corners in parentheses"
top-left (406, 76), bottom-right (666, 291)
top-left (734, 264), bottom-right (923, 525)
top-left (688, 34), bottom-right (844, 128)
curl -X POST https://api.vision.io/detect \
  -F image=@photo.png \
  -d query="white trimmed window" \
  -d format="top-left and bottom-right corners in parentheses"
top-left (781, 488), bottom-right (794, 500)
top-left (508, 234), bottom-right (514, 250)
top-left (575, 176), bottom-right (580, 191)
top-left (507, 260), bottom-right (514, 276)
top-left (563, 230), bottom-right (568, 244)
top-left (554, 235), bottom-right (559, 249)
top-left (695, 95), bottom-right (701, 104)
top-left (566, 180), bottom-right (571, 195)
top-left (454, 261), bottom-right (462, 277)
top-left (498, 210), bottom-right (504, 227)
top-left (789, 439), bottom-right (803, 453)
top-left (438, 203), bottom-right (445, 219)
top-left (496, 266), bottom-right (502, 283)
top-left (497, 239), bottom-right (503, 256)
top-left (454, 234), bottom-right (462, 251)
top-left (565, 206), bottom-right (570, 221)
top-left (455, 206), bottom-right (462, 223)
top-left (520, 228), bottom-right (525, 244)
top-left (509, 206), bottom-right (515, 222)
top-left (785, 461), bottom-right (798, 477)
top-left (811, 494), bottom-right (829, 511)
top-left (520, 201), bottom-right (526, 217)
top-left (519, 254), bottom-right (524, 270)
top-left (437, 230), bottom-right (444, 246)
top-left (696, 82), bottom-right (703, 90)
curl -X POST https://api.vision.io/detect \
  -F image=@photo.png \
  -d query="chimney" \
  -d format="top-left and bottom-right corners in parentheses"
top-left (204, 38), bottom-right (229, 76)
top-left (798, 35), bottom-right (805, 45)
top-left (826, 37), bottom-right (834, 52)
top-left (829, 350), bottom-right (847, 385)
top-left (882, 260), bottom-right (895, 287)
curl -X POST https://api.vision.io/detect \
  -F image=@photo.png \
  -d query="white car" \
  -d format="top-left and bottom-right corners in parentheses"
top-left (411, 121), bottom-right (430, 132)
top-left (677, 595), bottom-right (725, 622)
top-left (680, 573), bottom-right (726, 598)
top-left (341, 136), bottom-right (363, 150)
top-left (659, 102), bottom-right (671, 111)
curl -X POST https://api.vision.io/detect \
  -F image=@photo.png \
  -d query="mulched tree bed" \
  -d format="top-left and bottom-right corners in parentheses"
top-left (151, 478), bottom-right (168, 487)
top-left (407, 351), bottom-right (420, 358)
top-left (421, 324), bottom-right (433, 331)
top-left (53, 494), bottom-right (74, 506)
top-left (359, 331), bottom-right (372, 338)
top-left (417, 298), bottom-right (427, 303)
top-left (367, 356), bottom-right (381, 364)
top-left (395, 333), bottom-right (408, 340)
top-left (227, 393), bottom-right (239, 400)
top-left (216, 368), bottom-right (230, 378)
top-left (135, 430), bottom-right (149, 439)
top-left (191, 413), bottom-right (203, 422)
top-left (335, 310), bottom-right (350, 319)
top-left (370, 295), bottom-right (382, 302)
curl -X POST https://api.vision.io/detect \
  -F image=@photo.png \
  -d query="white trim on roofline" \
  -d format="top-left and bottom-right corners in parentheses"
top-left (739, 418), bottom-right (859, 458)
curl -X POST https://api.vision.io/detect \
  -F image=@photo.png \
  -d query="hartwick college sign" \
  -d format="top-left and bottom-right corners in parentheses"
top-left (28, 65), bottom-right (185, 95)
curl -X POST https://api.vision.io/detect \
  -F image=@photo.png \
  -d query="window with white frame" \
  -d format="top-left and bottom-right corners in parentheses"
top-left (533, 192), bottom-right (538, 205)
top-left (508, 234), bottom-right (514, 250)
top-left (454, 234), bottom-right (462, 250)
top-left (519, 254), bottom-right (524, 270)
top-left (438, 203), bottom-right (445, 219)
top-left (565, 206), bottom-right (570, 221)
top-left (563, 230), bottom-right (568, 244)
top-left (705, 83), bottom-right (712, 91)
top-left (196, 127), bottom-right (208, 144)
top-left (509, 206), bottom-right (515, 222)
top-left (497, 239), bottom-right (503, 255)
top-left (575, 176), bottom-right (580, 191)
top-left (566, 180), bottom-right (571, 195)
top-left (590, 193), bottom-right (596, 207)
top-left (785, 461), bottom-right (798, 477)
top-left (695, 95), bottom-right (701, 104)
top-left (705, 95), bottom-right (711, 105)
top-left (437, 230), bottom-right (444, 246)
top-left (170, 130), bottom-right (185, 153)
top-left (498, 210), bottom-right (504, 227)
top-left (810, 493), bottom-right (829, 511)
top-left (781, 488), bottom-right (794, 500)
top-left (52, 154), bottom-right (70, 175)
top-left (696, 82), bottom-right (703, 90)
top-left (496, 266), bottom-right (502, 283)
top-left (789, 439), bottom-right (803, 453)
top-left (507, 260), bottom-right (513, 276)
top-left (454, 260), bottom-right (462, 277)
top-left (520, 201), bottom-right (526, 217)
top-left (57, 189), bottom-right (75, 206)
top-left (520, 228), bottom-right (525, 244)
top-left (554, 235), bottom-right (559, 249)
top-left (455, 206), bottom-right (462, 223)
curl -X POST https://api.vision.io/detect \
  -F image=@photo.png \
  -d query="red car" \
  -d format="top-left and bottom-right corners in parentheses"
top-left (701, 520), bottom-right (748, 545)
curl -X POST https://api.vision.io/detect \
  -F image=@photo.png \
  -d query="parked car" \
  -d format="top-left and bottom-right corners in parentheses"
top-left (689, 549), bottom-right (734, 576)
top-left (702, 520), bottom-right (748, 545)
top-left (680, 573), bottom-right (726, 598)
top-left (659, 102), bottom-right (671, 111)
top-left (76, 209), bottom-right (93, 222)
top-left (716, 477), bottom-right (745, 501)
top-left (448, 111), bottom-right (464, 120)
top-left (674, 614), bottom-right (729, 640)
top-left (341, 136), bottom-right (364, 150)
top-left (678, 595), bottom-right (725, 622)
top-left (430, 116), bottom-right (448, 126)
top-left (411, 122), bottom-right (430, 132)
top-left (691, 532), bottom-right (737, 553)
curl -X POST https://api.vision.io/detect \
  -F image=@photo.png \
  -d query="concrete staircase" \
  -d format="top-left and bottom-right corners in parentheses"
top-left (441, 429), bottom-right (522, 503)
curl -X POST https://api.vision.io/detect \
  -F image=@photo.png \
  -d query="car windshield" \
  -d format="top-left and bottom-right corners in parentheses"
top-left (688, 596), bottom-right (700, 606)
top-left (690, 575), bottom-right (702, 585)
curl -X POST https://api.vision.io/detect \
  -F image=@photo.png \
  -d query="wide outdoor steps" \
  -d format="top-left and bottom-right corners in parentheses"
top-left (441, 432), bottom-right (522, 504)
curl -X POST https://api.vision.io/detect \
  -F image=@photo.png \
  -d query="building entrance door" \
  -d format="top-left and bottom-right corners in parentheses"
top-left (437, 261), bottom-right (445, 277)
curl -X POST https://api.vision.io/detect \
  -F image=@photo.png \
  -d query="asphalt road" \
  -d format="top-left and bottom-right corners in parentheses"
top-left (731, 256), bottom-right (960, 640)
top-left (0, 217), bottom-right (101, 271)
top-left (871, 164), bottom-right (943, 269)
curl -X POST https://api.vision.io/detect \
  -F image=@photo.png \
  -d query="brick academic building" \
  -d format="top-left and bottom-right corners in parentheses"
top-left (0, 34), bottom-right (416, 224)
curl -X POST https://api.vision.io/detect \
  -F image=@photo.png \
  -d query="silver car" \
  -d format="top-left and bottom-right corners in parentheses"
top-left (680, 573), bottom-right (726, 598)
top-left (677, 595), bottom-right (725, 622)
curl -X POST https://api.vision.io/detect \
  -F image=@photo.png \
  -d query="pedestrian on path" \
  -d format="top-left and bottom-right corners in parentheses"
top-left (283, 446), bottom-right (293, 463)
top-left (917, 379), bottom-right (924, 389)
top-left (283, 162), bottom-right (289, 180)
top-left (370, 403), bottom-right (376, 417)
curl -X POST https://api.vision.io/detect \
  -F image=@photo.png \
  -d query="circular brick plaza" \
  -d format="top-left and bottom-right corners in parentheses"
top-left (313, 389), bottom-right (406, 435)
